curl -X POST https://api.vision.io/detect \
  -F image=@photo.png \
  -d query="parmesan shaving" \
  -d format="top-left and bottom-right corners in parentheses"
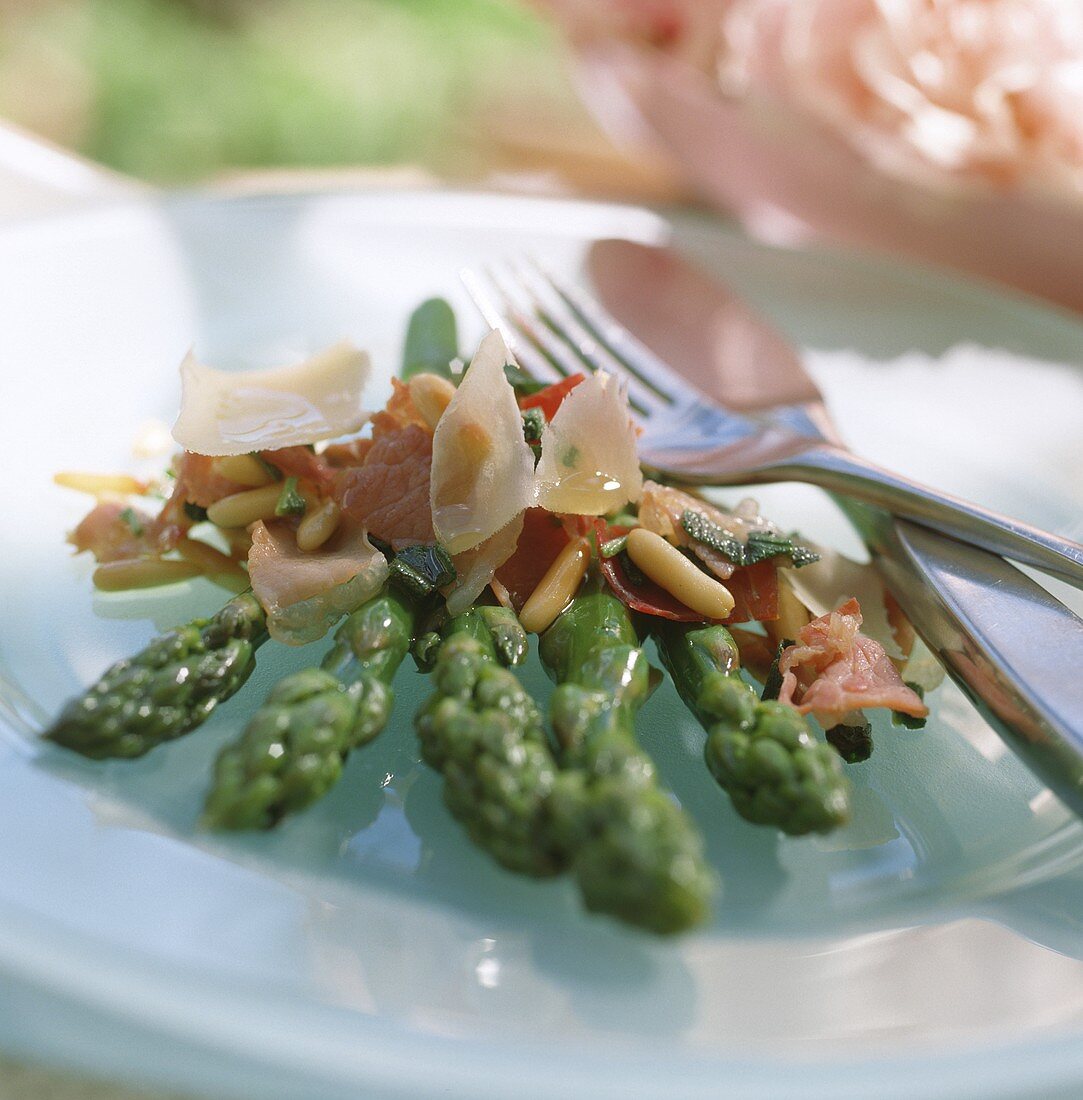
top-left (172, 341), bottom-right (371, 457)
top-left (901, 636), bottom-right (947, 694)
top-left (444, 515), bottom-right (525, 617)
top-left (534, 371), bottom-right (642, 515)
top-left (430, 330), bottom-right (535, 555)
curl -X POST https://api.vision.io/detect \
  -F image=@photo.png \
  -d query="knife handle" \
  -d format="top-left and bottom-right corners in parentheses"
top-left (845, 504), bottom-right (1083, 816)
top-left (769, 445), bottom-right (1083, 590)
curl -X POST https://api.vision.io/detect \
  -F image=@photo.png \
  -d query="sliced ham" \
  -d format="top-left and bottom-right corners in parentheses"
top-left (777, 598), bottom-right (928, 727)
top-left (494, 508), bottom-right (572, 612)
top-left (370, 377), bottom-right (428, 439)
top-left (152, 451), bottom-right (256, 548)
top-left (168, 452), bottom-right (247, 509)
top-left (334, 424), bottom-right (434, 549)
top-left (68, 501), bottom-right (162, 563)
top-left (247, 519), bottom-right (388, 645)
top-left (322, 438), bottom-right (374, 468)
top-left (260, 445), bottom-right (335, 493)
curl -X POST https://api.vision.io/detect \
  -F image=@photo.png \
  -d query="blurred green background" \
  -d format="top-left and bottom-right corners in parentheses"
top-left (0, 0), bottom-right (595, 182)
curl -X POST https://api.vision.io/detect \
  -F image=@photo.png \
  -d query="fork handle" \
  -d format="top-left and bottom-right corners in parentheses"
top-left (768, 445), bottom-right (1083, 589)
top-left (843, 505), bottom-right (1083, 816)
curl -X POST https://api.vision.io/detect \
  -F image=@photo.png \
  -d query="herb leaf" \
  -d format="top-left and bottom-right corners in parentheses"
top-left (599, 535), bottom-right (628, 559)
top-left (274, 477), bottom-right (307, 518)
top-left (118, 507), bottom-right (144, 537)
top-left (184, 502), bottom-right (209, 523)
top-left (891, 682), bottom-right (927, 730)
top-left (826, 722), bottom-right (874, 763)
top-left (504, 362), bottom-right (546, 397)
top-left (617, 549), bottom-right (646, 587)
top-left (389, 542), bottom-right (457, 599)
top-left (521, 407), bottom-right (545, 444)
top-left (760, 638), bottom-right (795, 702)
top-left (680, 509), bottom-right (820, 569)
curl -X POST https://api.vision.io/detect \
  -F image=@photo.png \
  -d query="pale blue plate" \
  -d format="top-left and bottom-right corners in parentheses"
top-left (2, 189), bottom-right (1083, 1099)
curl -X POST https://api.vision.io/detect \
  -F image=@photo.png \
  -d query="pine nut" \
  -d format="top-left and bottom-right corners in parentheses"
top-left (54, 471), bottom-right (146, 497)
top-left (92, 558), bottom-right (202, 591)
top-left (206, 483), bottom-right (284, 528)
top-left (408, 373), bottom-right (457, 431)
top-left (213, 454), bottom-right (276, 487)
top-left (175, 536), bottom-right (249, 588)
top-left (519, 537), bottom-right (591, 634)
top-left (764, 571), bottom-right (811, 647)
top-left (224, 528), bottom-right (253, 560)
top-left (296, 499), bottom-right (341, 551)
top-left (625, 528), bottom-right (735, 620)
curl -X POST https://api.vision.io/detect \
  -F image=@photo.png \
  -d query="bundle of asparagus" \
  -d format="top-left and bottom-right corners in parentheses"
top-left (44, 296), bottom-right (931, 936)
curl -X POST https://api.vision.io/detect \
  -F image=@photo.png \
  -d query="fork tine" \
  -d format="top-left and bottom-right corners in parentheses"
top-left (505, 261), bottom-right (672, 419)
top-left (484, 265), bottom-right (587, 381)
top-left (531, 259), bottom-right (696, 408)
top-left (459, 268), bottom-right (565, 384)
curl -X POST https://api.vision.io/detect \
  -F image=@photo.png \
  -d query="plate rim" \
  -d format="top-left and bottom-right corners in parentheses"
top-left (3, 183), bottom-right (1083, 1099)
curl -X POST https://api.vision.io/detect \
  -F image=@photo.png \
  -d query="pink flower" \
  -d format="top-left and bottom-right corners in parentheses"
top-left (720, 0), bottom-right (1083, 195)
top-left (530, 0), bottom-right (729, 68)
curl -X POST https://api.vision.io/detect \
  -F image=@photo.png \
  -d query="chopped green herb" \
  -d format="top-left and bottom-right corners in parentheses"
top-left (183, 502), bottom-right (209, 523)
top-left (826, 722), bottom-right (874, 763)
top-left (599, 535), bottom-right (628, 559)
top-left (892, 683), bottom-right (927, 729)
top-left (412, 630), bottom-right (443, 672)
top-left (389, 542), bottom-right (457, 599)
top-left (521, 407), bottom-right (546, 444)
top-left (251, 454), bottom-right (282, 481)
top-left (760, 639), bottom-right (795, 701)
top-left (274, 477), bottom-right (307, 518)
top-left (368, 534), bottom-right (394, 559)
top-left (606, 511), bottom-right (639, 528)
top-left (617, 549), bottom-right (646, 587)
top-left (681, 510), bottom-right (744, 561)
top-left (783, 543), bottom-right (821, 568)
top-left (561, 445), bottom-right (580, 470)
top-left (118, 507), bottom-right (144, 537)
top-left (680, 510), bottom-right (820, 569)
top-left (503, 362), bottom-right (546, 397)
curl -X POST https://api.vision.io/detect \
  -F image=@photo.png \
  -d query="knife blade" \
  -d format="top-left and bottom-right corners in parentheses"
top-left (588, 238), bottom-right (1083, 816)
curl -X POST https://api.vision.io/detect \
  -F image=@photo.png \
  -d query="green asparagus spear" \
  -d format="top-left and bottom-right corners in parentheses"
top-left (400, 297), bottom-right (459, 381)
top-left (655, 621), bottom-right (851, 836)
top-left (540, 589), bottom-right (716, 935)
top-left (45, 592), bottom-right (267, 759)
top-left (203, 588), bottom-right (415, 830)
top-left (414, 607), bottom-right (564, 876)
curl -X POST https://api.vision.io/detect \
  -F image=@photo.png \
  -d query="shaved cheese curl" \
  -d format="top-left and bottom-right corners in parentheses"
top-left (173, 341), bottom-right (371, 456)
top-left (535, 371), bottom-right (642, 515)
top-left (445, 514), bottom-right (525, 617)
top-left (430, 330), bottom-right (535, 555)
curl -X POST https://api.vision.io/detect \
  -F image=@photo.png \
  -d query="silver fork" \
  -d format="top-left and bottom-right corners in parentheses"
top-left (463, 261), bottom-right (1083, 589)
top-left (462, 257), bottom-right (1083, 817)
